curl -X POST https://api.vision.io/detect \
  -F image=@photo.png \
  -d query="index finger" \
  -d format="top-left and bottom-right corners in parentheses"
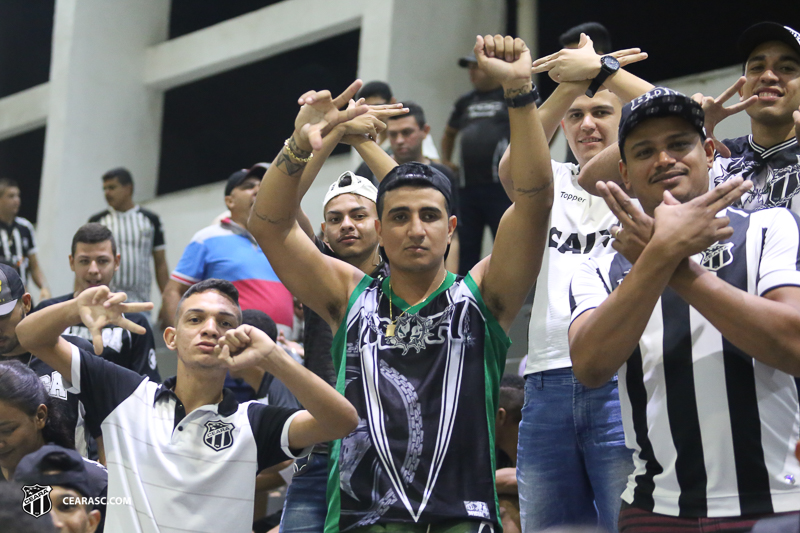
top-left (596, 182), bottom-right (629, 222)
top-left (115, 316), bottom-right (147, 336)
top-left (715, 76), bottom-right (746, 105)
top-left (605, 182), bottom-right (650, 225)
top-left (91, 328), bottom-right (104, 356)
top-left (707, 179), bottom-right (752, 213)
top-left (332, 80), bottom-right (363, 109)
top-left (120, 302), bottom-right (155, 314)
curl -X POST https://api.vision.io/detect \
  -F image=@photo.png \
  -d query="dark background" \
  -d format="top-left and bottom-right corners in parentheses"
top-left (1, 0), bottom-right (798, 222)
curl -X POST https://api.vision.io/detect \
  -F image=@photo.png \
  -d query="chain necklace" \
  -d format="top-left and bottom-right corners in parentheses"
top-left (385, 272), bottom-right (447, 337)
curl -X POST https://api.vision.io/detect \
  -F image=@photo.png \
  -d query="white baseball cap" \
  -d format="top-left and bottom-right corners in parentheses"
top-left (322, 172), bottom-right (378, 211)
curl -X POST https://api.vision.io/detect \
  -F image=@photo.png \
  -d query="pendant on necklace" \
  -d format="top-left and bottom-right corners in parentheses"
top-left (386, 323), bottom-right (396, 337)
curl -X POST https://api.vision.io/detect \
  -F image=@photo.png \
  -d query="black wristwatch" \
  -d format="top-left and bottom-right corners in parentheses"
top-left (504, 85), bottom-right (540, 108)
top-left (585, 55), bottom-right (620, 97)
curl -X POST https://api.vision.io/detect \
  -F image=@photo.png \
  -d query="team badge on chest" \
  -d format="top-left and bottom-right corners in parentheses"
top-left (203, 420), bottom-right (235, 451)
top-left (700, 242), bottom-right (734, 271)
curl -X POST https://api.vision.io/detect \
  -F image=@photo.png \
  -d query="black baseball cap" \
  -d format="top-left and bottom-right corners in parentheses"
top-left (618, 87), bottom-right (706, 158)
top-left (377, 162), bottom-right (453, 211)
top-left (224, 169), bottom-right (248, 196)
top-left (244, 162), bottom-right (270, 181)
top-left (0, 263), bottom-right (25, 316)
top-left (458, 53), bottom-right (477, 68)
top-left (15, 445), bottom-right (96, 499)
top-left (738, 22), bottom-right (800, 60)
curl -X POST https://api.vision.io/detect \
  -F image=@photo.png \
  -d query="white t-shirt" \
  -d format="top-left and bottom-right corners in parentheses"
top-left (524, 160), bottom-right (617, 375)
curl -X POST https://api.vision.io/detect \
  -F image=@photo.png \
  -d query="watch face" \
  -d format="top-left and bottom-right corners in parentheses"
top-left (602, 55), bottom-right (620, 71)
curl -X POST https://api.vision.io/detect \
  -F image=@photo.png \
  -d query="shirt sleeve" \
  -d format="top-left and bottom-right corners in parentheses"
top-left (127, 313), bottom-right (162, 382)
top-left (569, 257), bottom-right (613, 325)
top-left (170, 239), bottom-right (206, 285)
top-left (756, 209), bottom-right (800, 296)
top-left (447, 95), bottom-right (467, 130)
top-left (65, 342), bottom-right (149, 426)
top-left (152, 213), bottom-right (166, 251)
top-left (247, 403), bottom-right (311, 472)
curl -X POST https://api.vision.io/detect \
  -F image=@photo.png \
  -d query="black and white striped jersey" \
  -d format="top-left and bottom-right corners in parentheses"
top-left (0, 216), bottom-right (37, 281)
top-left (569, 206), bottom-right (800, 517)
top-left (89, 206), bottom-right (165, 303)
top-left (712, 135), bottom-right (800, 216)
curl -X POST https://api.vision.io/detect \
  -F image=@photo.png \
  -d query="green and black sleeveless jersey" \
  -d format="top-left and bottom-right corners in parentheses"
top-left (325, 272), bottom-right (510, 532)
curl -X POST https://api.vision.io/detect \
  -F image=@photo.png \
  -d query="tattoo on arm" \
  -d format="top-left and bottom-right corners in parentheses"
top-left (287, 136), bottom-right (312, 159)
top-left (514, 177), bottom-right (553, 198)
top-left (252, 209), bottom-right (289, 225)
top-left (275, 149), bottom-right (307, 177)
top-left (504, 82), bottom-right (533, 99)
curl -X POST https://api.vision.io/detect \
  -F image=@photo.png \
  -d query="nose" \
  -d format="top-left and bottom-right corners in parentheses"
top-left (341, 215), bottom-right (355, 230)
top-left (580, 114), bottom-right (596, 131)
top-left (88, 260), bottom-right (100, 275)
top-left (759, 67), bottom-right (779, 83)
top-left (656, 149), bottom-right (676, 166)
top-left (408, 213), bottom-right (425, 238)
top-left (200, 316), bottom-right (220, 338)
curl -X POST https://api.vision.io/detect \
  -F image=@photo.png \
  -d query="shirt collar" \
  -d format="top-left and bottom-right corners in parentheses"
top-left (747, 134), bottom-right (798, 159)
top-left (154, 376), bottom-right (240, 417)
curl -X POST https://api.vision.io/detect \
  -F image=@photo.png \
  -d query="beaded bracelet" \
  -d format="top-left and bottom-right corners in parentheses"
top-left (283, 138), bottom-right (314, 163)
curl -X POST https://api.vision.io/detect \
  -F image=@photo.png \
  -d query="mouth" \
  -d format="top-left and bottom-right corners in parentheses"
top-left (196, 341), bottom-right (217, 353)
top-left (338, 235), bottom-right (359, 244)
top-left (578, 136), bottom-right (603, 145)
top-left (405, 245), bottom-right (428, 253)
top-left (650, 169), bottom-right (687, 185)
top-left (755, 87), bottom-right (783, 101)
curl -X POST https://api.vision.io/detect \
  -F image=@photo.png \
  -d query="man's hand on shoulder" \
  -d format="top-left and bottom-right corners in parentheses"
top-left (76, 287), bottom-right (153, 355)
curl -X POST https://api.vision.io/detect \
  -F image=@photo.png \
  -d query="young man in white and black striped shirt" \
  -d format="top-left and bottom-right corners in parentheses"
top-left (0, 178), bottom-right (50, 300)
top-left (569, 88), bottom-right (800, 531)
top-left (89, 168), bottom-right (169, 314)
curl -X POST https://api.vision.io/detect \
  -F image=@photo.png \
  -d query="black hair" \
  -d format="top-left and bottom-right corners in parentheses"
top-left (376, 165), bottom-right (452, 220)
top-left (498, 373), bottom-right (525, 423)
top-left (241, 309), bottom-right (278, 342)
top-left (71, 223), bottom-right (117, 257)
top-left (0, 361), bottom-right (74, 450)
top-left (0, 178), bottom-right (19, 197)
top-left (357, 81), bottom-right (393, 103)
top-left (101, 167), bottom-right (133, 188)
top-left (0, 482), bottom-right (58, 532)
top-left (175, 278), bottom-right (242, 322)
top-left (558, 22), bottom-right (612, 54)
top-left (389, 101), bottom-right (426, 128)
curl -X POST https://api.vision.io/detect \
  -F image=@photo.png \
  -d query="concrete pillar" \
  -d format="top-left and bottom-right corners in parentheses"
top-left (37, 0), bottom-right (170, 294)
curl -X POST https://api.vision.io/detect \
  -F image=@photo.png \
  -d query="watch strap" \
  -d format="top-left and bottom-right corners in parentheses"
top-left (504, 85), bottom-right (540, 108)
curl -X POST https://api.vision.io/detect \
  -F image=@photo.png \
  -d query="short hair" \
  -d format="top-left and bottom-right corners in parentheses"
top-left (175, 278), bottom-right (242, 322)
top-left (498, 373), bottom-right (525, 423)
top-left (102, 167), bottom-right (133, 188)
top-left (389, 101), bottom-right (426, 128)
top-left (241, 309), bottom-right (278, 342)
top-left (357, 81), bottom-right (393, 103)
top-left (71, 223), bottom-right (116, 257)
top-left (559, 22), bottom-right (612, 54)
top-left (0, 178), bottom-right (19, 197)
top-left (376, 166), bottom-right (452, 219)
top-left (0, 360), bottom-right (74, 449)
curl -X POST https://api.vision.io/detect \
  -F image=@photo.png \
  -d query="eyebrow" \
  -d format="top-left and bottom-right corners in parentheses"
top-left (628, 132), bottom-right (695, 151)
top-left (326, 206), bottom-right (368, 217)
top-left (748, 54), bottom-right (800, 65)
top-left (567, 104), bottom-right (616, 114)
top-left (185, 308), bottom-right (238, 318)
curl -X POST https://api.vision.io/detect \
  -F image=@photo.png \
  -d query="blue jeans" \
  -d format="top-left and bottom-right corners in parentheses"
top-left (517, 368), bottom-right (632, 532)
top-left (280, 452), bottom-right (329, 533)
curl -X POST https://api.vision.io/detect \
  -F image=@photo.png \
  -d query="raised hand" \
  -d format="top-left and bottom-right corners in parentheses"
top-left (691, 77), bottom-right (757, 158)
top-left (651, 177), bottom-right (752, 261)
top-left (215, 324), bottom-right (278, 371)
top-left (531, 33), bottom-right (647, 83)
top-left (474, 34), bottom-right (532, 87)
top-left (75, 286), bottom-right (153, 355)
top-left (338, 100), bottom-right (408, 143)
top-left (596, 181), bottom-right (653, 264)
top-left (294, 80), bottom-right (370, 151)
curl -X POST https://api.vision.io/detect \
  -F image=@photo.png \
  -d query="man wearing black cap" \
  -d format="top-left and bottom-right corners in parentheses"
top-left (161, 164), bottom-right (294, 336)
top-left (15, 444), bottom-right (107, 533)
top-left (706, 22), bottom-right (800, 215)
top-left (441, 45), bottom-right (511, 275)
top-left (250, 34), bottom-right (553, 532)
top-left (569, 87), bottom-right (800, 531)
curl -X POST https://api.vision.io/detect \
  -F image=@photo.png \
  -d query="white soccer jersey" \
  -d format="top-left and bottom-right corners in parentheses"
top-left (569, 207), bottom-right (800, 517)
top-left (524, 160), bottom-right (616, 375)
top-left (65, 344), bottom-right (310, 533)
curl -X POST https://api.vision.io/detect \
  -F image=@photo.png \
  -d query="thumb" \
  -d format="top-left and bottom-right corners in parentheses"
top-left (578, 33), bottom-right (594, 49)
top-left (662, 189), bottom-right (680, 205)
top-left (91, 329), bottom-right (104, 356)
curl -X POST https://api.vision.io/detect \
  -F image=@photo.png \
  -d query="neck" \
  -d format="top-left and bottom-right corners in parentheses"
top-left (1, 465), bottom-right (10, 481)
top-left (229, 212), bottom-right (249, 229)
top-left (389, 264), bottom-right (447, 306)
top-left (0, 212), bottom-right (15, 225)
top-left (347, 247), bottom-right (382, 275)
top-left (750, 119), bottom-right (795, 148)
top-left (173, 362), bottom-right (226, 414)
top-left (114, 200), bottom-right (135, 212)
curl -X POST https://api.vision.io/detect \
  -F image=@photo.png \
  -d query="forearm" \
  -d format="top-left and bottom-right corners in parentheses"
top-left (670, 260), bottom-right (800, 376)
top-left (604, 69), bottom-right (654, 103)
top-left (154, 259), bottom-right (169, 293)
top-left (353, 140), bottom-right (398, 182)
top-left (29, 257), bottom-right (49, 292)
top-left (18, 299), bottom-right (81, 353)
top-left (570, 246), bottom-right (680, 387)
top-left (160, 281), bottom-right (186, 328)
top-left (495, 467), bottom-right (518, 495)
top-left (576, 143), bottom-right (622, 195)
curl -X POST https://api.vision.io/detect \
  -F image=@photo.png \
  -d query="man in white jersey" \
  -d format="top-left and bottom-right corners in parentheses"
top-left (569, 87), bottom-right (800, 532)
top-left (498, 33), bottom-right (650, 531)
top-left (250, 35), bottom-right (553, 532)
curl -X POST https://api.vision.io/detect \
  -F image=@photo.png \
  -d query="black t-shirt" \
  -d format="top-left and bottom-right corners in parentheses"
top-left (447, 87), bottom-right (509, 188)
top-left (33, 294), bottom-right (161, 383)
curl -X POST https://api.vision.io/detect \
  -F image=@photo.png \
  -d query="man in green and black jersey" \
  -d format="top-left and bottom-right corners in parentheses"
top-left (250, 35), bottom-right (554, 532)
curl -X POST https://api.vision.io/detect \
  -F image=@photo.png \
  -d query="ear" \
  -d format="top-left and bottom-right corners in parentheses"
top-left (448, 215), bottom-right (457, 242)
top-left (114, 254), bottom-right (121, 271)
top-left (496, 407), bottom-right (507, 427)
top-left (35, 404), bottom-right (47, 430)
top-left (423, 124), bottom-right (431, 136)
top-left (224, 195), bottom-right (235, 211)
top-left (703, 137), bottom-right (715, 168)
top-left (560, 119), bottom-right (566, 132)
top-left (21, 293), bottom-right (32, 313)
top-left (375, 218), bottom-right (383, 247)
top-left (163, 327), bottom-right (177, 351)
top-left (619, 159), bottom-right (633, 192)
top-left (320, 223), bottom-right (328, 242)
top-left (69, 254), bottom-right (76, 272)
top-left (87, 509), bottom-right (102, 533)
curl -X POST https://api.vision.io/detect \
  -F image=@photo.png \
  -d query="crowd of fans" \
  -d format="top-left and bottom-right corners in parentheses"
top-left (1, 18), bottom-right (800, 533)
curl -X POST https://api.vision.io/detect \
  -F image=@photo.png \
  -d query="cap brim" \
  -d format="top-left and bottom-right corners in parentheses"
top-left (0, 299), bottom-right (18, 316)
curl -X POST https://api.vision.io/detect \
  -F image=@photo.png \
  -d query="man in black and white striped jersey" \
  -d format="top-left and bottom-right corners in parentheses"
top-left (0, 178), bottom-right (50, 300)
top-left (88, 168), bottom-right (169, 322)
top-left (568, 88), bottom-right (800, 531)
